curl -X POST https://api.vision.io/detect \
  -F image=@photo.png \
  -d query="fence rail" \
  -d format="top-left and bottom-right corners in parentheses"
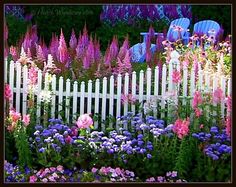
top-left (5, 56), bottom-right (231, 130)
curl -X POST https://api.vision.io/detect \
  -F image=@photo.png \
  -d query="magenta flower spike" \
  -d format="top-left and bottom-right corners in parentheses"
top-left (104, 46), bottom-right (111, 66)
top-left (86, 37), bottom-right (95, 63)
top-left (118, 36), bottom-right (129, 60)
top-left (49, 33), bottom-right (59, 61)
top-left (123, 50), bottom-right (132, 74)
top-left (82, 24), bottom-right (89, 48)
top-left (58, 28), bottom-right (68, 64)
top-left (22, 31), bottom-right (32, 53)
top-left (36, 45), bottom-right (46, 62)
top-left (110, 36), bottom-right (119, 60)
top-left (82, 54), bottom-right (90, 69)
top-left (27, 48), bottom-right (32, 58)
top-left (69, 28), bottom-right (77, 49)
top-left (76, 34), bottom-right (85, 60)
top-left (94, 38), bottom-right (101, 63)
top-left (30, 25), bottom-right (38, 45)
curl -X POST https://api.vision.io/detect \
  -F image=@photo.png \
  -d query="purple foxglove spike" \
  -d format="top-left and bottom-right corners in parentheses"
top-left (36, 45), bottom-right (46, 62)
top-left (58, 28), bottom-right (68, 64)
top-left (59, 28), bottom-right (67, 49)
top-left (76, 37), bottom-right (85, 60)
top-left (69, 28), bottom-right (77, 49)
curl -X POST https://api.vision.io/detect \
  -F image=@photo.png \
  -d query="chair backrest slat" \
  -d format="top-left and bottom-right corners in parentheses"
top-left (193, 20), bottom-right (220, 36)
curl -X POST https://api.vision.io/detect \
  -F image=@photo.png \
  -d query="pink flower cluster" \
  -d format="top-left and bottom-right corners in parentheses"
top-left (7, 109), bottom-right (30, 132)
top-left (30, 165), bottom-right (65, 183)
top-left (192, 91), bottom-right (203, 118)
top-left (4, 84), bottom-right (12, 101)
top-left (172, 118), bottom-right (190, 139)
top-left (28, 66), bottom-right (38, 85)
top-left (121, 94), bottom-right (136, 105)
top-left (225, 95), bottom-right (231, 137)
top-left (76, 114), bottom-right (93, 129)
top-left (213, 88), bottom-right (224, 104)
top-left (172, 70), bottom-right (181, 84)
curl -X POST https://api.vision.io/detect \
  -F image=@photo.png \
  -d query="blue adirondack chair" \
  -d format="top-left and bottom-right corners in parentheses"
top-left (130, 18), bottom-right (190, 62)
top-left (183, 20), bottom-right (221, 44)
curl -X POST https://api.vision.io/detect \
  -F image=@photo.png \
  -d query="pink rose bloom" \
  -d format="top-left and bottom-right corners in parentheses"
top-left (29, 175), bottom-right (37, 183)
top-left (91, 167), bottom-right (98, 173)
top-left (9, 109), bottom-right (21, 123)
top-left (172, 70), bottom-right (182, 84)
top-left (5, 84), bottom-right (12, 101)
top-left (76, 114), bottom-right (93, 129)
top-left (213, 88), bottom-right (223, 104)
top-left (22, 114), bottom-right (30, 126)
top-left (200, 124), bottom-right (204, 129)
top-left (56, 165), bottom-right (64, 173)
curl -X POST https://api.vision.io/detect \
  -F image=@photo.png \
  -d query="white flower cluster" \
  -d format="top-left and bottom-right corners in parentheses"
top-left (39, 90), bottom-right (52, 103)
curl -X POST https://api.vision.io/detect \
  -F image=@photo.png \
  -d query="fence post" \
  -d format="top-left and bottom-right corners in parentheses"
top-left (72, 81), bottom-right (78, 122)
top-left (221, 76), bottom-right (226, 119)
top-left (146, 68), bottom-right (152, 102)
top-left (139, 70), bottom-right (144, 115)
top-left (153, 66), bottom-right (159, 118)
top-left (4, 58), bottom-right (8, 83)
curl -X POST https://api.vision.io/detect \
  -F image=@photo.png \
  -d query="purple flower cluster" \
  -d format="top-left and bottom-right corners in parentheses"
top-left (31, 119), bottom-right (78, 154)
top-left (146, 171), bottom-right (187, 183)
top-left (192, 126), bottom-right (231, 160)
top-left (4, 161), bottom-right (28, 182)
top-left (91, 167), bottom-right (136, 182)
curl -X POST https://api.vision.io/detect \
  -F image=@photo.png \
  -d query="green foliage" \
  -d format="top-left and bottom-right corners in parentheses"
top-left (191, 5), bottom-right (231, 36)
top-left (95, 20), bottom-right (168, 52)
top-left (24, 5), bottom-right (103, 45)
top-left (5, 15), bottom-right (30, 46)
top-left (14, 125), bottom-right (32, 168)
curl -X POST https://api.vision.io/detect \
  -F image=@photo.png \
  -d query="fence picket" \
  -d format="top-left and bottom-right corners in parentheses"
top-left (80, 82), bottom-right (85, 115)
top-left (190, 68), bottom-right (195, 96)
top-left (221, 76), bottom-right (226, 119)
top-left (161, 64), bottom-right (167, 119)
top-left (22, 65), bottom-right (28, 115)
top-left (58, 77), bottom-right (64, 119)
top-left (227, 78), bottom-right (231, 96)
top-left (116, 74), bottom-right (122, 131)
top-left (72, 81), bottom-right (78, 122)
top-left (65, 79), bottom-right (71, 123)
top-left (5, 58), bottom-right (8, 83)
top-left (94, 79), bottom-right (100, 129)
top-left (182, 66), bottom-right (188, 105)
top-left (146, 68), bottom-right (152, 101)
top-left (36, 70), bottom-right (42, 122)
top-left (51, 75), bottom-right (56, 118)
top-left (16, 62), bottom-right (22, 113)
top-left (124, 73), bottom-right (129, 117)
top-left (168, 62), bottom-right (173, 92)
top-left (102, 77), bottom-right (107, 131)
top-left (139, 70), bottom-right (144, 104)
top-left (87, 80), bottom-right (93, 115)
top-left (131, 71), bottom-right (137, 114)
top-left (109, 76), bottom-right (114, 128)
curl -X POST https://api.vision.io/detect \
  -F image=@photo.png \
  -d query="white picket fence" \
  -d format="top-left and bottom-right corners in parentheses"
top-left (4, 56), bottom-right (231, 130)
